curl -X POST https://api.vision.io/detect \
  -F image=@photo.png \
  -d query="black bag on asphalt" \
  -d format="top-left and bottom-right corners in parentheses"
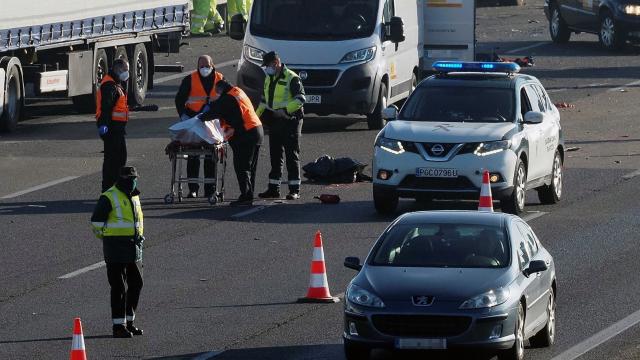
top-left (302, 155), bottom-right (371, 183)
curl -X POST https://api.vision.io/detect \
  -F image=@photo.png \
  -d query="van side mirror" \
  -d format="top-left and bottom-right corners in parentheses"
top-left (382, 105), bottom-right (399, 120)
top-left (524, 260), bottom-right (548, 276)
top-left (344, 257), bottom-right (362, 271)
top-left (523, 111), bottom-right (544, 124)
top-left (386, 16), bottom-right (405, 43)
top-left (228, 13), bottom-right (246, 40)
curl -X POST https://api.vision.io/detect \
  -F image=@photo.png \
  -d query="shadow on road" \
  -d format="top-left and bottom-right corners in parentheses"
top-left (0, 199), bottom-right (95, 215)
top-left (0, 335), bottom-right (112, 344)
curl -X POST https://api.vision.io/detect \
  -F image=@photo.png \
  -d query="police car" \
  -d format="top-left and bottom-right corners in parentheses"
top-left (373, 61), bottom-right (564, 215)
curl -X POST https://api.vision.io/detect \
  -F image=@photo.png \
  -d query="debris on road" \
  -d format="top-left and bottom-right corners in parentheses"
top-left (314, 194), bottom-right (341, 204)
top-left (566, 147), bottom-right (581, 152)
top-left (555, 102), bottom-right (576, 109)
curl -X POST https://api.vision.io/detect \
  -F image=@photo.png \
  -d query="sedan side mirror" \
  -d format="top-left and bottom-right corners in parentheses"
top-left (344, 257), bottom-right (362, 271)
top-left (523, 111), bottom-right (544, 124)
top-left (524, 260), bottom-right (548, 276)
top-left (382, 105), bottom-right (398, 120)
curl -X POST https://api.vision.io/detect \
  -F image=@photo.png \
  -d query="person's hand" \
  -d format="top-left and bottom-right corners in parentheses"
top-left (98, 125), bottom-right (108, 137)
top-left (201, 104), bottom-right (211, 114)
top-left (275, 109), bottom-right (290, 119)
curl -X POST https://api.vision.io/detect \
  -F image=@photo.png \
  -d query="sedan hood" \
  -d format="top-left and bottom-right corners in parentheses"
top-left (364, 266), bottom-right (512, 302)
top-left (383, 120), bottom-right (516, 143)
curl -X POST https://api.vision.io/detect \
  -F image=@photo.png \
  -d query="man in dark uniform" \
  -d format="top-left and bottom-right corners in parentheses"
top-left (96, 59), bottom-right (130, 192)
top-left (256, 51), bottom-right (306, 200)
top-left (174, 55), bottom-right (224, 199)
top-left (91, 166), bottom-right (145, 338)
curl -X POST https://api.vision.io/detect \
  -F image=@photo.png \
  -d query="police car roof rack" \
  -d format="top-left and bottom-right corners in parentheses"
top-left (432, 61), bottom-right (521, 76)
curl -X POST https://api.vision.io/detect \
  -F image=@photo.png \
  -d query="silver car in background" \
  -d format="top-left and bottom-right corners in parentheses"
top-left (343, 211), bottom-right (556, 360)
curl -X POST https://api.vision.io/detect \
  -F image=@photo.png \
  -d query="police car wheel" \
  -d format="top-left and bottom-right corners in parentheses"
top-left (373, 187), bottom-right (398, 214)
top-left (501, 160), bottom-right (526, 215)
top-left (537, 150), bottom-right (563, 204)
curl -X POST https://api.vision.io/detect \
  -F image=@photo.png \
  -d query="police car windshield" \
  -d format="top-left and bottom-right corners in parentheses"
top-left (250, 0), bottom-right (379, 40)
top-left (400, 87), bottom-right (515, 123)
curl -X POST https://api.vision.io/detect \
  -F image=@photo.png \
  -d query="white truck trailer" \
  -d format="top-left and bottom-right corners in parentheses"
top-left (0, 0), bottom-right (189, 132)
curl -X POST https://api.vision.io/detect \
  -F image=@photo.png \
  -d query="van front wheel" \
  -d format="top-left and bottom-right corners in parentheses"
top-left (367, 83), bottom-right (387, 130)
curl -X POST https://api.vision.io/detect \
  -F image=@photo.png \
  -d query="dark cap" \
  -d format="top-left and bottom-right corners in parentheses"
top-left (261, 51), bottom-right (279, 66)
top-left (119, 166), bottom-right (139, 179)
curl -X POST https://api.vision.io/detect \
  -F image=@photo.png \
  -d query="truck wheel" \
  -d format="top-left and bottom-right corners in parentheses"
top-left (71, 48), bottom-right (109, 114)
top-left (599, 11), bottom-right (625, 50)
top-left (128, 43), bottom-right (149, 107)
top-left (537, 150), bottom-right (563, 204)
top-left (549, 4), bottom-right (571, 43)
top-left (501, 160), bottom-right (526, 215)
top-left (373, 186), bottom-right (398, 215)
top-left (367, 83), bottom-right (387, 130)
top-left (0, 64), bottom-right (22, 132)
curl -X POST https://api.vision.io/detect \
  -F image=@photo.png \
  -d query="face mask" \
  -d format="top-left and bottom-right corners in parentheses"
top-left (265, 66), bottom-right (276, 76)
top-left (119, 71), bottom-right (130, 82)
top-left (118, 178), bottom-right (136, 194)
top-left (199, 67), bottom-right (213, 77)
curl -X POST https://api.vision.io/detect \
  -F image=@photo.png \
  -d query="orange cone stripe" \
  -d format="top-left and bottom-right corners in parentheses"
top-left (70, 318), bottom-right (87, 360)
top-left (478, 170), bottom-right (494, 212)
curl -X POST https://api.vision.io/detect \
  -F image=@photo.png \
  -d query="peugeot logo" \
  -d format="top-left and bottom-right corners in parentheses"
top-left (431, 144), bottom-right (445, 156)
top-left (299, 71), bottom-right (308, 80)
top-left (412, 295), bottom-right (435, 306)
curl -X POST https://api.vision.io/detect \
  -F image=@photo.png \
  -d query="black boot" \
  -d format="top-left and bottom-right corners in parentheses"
top-left (258, 185), bottom-right (280, 199)
top-left (113, 324), bottom-right (133, 338)
top-left (230, 193), bottom-right (253, 206)
top-left (126, 321), bottom-right (143, 336)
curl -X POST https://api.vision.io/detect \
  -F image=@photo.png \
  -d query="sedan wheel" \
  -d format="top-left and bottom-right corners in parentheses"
top-left (499, 302), bottom-right (525, 360)
top-left (530, 289), bottom-right (556, 347)
top-left (550, 6), bottom-right (571, 43)
top-left (599, 13), bottom-right (625, 50)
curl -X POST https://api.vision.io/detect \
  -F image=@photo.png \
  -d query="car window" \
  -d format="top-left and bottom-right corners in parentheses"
top-left (519, 87), bottom-right (532, 119)
top-left (524, 85), bottom-right (543, 113)
top-left (535, 84), bottom-right (553, 112)
top-left (371, 223), bottom-right (510, 268)
top-left (516, 221), bottom-right (539, 257)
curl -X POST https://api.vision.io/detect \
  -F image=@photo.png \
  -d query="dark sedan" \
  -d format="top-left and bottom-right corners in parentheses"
top-left (342, 211), bottom-right (556, 360)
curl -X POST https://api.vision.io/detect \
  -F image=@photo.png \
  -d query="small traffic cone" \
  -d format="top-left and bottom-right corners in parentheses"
top-left (70, 318), bottom-right (87, 360)
top-left (478, 170), bottom-right (494, 212)
top-left (298, 231), bottom-right (340, 303)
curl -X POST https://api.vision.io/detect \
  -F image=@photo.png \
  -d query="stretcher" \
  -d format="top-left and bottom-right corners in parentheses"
top-left (164, 141), bottom-right (228, 205)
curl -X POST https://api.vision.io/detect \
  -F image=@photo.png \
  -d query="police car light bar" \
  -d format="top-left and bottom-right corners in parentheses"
top-left (433, 61), bottom-right (521, 74)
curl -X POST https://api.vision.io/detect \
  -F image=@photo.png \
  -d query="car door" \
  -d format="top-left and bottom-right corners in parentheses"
top-left (519, 85), bottom-right (544, 181)
top-left (574, 0), bottom-right (600, 31)
top-left (515, 221), bottom-right (549, 332)
top-left (510, 220), bottom-right (539, 333)
top-left (381, 0), bottom-right (415, 103)
top-left (533, 84), bottom-right (561, 179)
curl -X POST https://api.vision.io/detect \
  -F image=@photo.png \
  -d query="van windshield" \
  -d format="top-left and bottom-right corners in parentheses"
top-left (250, 0), bottom-right (380, 40)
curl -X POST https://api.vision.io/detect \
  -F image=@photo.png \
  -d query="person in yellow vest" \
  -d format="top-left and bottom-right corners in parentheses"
top-left (96, 58), bottom-right (130, 192)
top-left (191, 0), bottom-right (224, 36)
top-left (174, 55), bottom-right (224, 199)
top-left (91, 166), bottom-right (145, 338)
top-left (226, 0), bottom-right (249, 24)
top-left (200, 79), bottom-right (264, 206)
top-left (256, 51), bottom-right (306, 200)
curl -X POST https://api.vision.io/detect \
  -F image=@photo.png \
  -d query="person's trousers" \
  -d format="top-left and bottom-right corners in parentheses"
top-left (268, 117), bottom-right (303, 193)
top-left (230, 139), bottom-right (260, 198)
top-left (187, 155), bottom-right (215, 196)
top-left (102, 133), bottom-right (127, 192)
top-left (106, 262), bottom-right (143, 325)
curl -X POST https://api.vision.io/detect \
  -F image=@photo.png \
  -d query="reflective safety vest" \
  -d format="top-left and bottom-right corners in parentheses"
top-left (185, 71), bottom-right (224, 113)
top-left (95, 75), bottom-right (129, 122)
top-left (259, 66), bottom-right (305, 115)
top-left (228, 86), bottom-right (261, 131)
top-left (92, 186), bottom-right (144, 238)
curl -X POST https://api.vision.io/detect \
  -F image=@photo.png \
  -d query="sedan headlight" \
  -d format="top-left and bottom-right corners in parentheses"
top-left (375, 136), bottom-right (405, 155)
top-left (243, 45), bottom-right (266, 64)
top-left (459, 288), bottom-right (511, 309)
top-left (473, 140), bottom-right (511, 156)
top-left (623, 4), bottom-right (640, 15)
top-left (347, 284), bottom-right (385, 308)
top-left (340, 47), bottom-right (377, 64)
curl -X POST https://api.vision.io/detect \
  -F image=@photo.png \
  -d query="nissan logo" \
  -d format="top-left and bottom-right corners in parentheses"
top-left (299, 71), bottom-right (308, 80)
top-left (412, 295), bottom-right (435, 306)
top-left (431, 144), bottom-right (445, 156)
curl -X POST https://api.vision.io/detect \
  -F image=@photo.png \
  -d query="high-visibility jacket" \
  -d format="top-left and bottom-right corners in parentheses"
top-left (228, 86), bottom-right (261, 131)
top-left (185, 71), bottom-right (224, 113)
top-left (96, 75), bottom-right (129, 122)
top-left (92, 186), bottom-right (143, 238)
top-left (256, 66), bottom-right (305, 117)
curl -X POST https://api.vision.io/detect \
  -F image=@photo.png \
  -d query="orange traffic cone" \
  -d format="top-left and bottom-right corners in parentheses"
top-left (298, 231), bottom-right (340, 303)
top-left (70, 318), bottom-right (87, 360)
top-left (478, 170), bottom-right (494, 212)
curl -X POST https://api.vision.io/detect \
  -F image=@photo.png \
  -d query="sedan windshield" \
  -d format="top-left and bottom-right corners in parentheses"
top-left (250, 0), bottom-right (379, 40)
top-left (372, 223), bottom-right (510, 268)
top-left (400, 87), bottom-right (515, 123)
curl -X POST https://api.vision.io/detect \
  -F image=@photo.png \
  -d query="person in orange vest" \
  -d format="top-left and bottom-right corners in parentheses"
top-left (200, 79), bottom-right (263, 206)
top-left (174, 55), bottom-right (224, 200)
top-left (96, 59), bottom-right (130, 192)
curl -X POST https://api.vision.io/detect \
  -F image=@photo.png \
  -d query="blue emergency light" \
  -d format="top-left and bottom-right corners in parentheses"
top-left (433, 61), bottom-right (521, 74)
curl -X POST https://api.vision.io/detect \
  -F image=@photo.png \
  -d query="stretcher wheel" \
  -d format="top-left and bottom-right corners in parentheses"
top-left (217, 192), bottom-right (224, 202)
top-left (164, 194), bottom-right (175, 204)
top-left (178, 193), bottom-right (183, 202)
top-left (208, 195), bottom-right (218, 205)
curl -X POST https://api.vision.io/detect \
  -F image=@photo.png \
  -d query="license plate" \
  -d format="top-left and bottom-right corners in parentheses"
top-left (306, 95), bottom-right (321, 104)
top-left (415, 168), bottom-right (458, 178)
top-left (396, 338), bottom-right (447, 350)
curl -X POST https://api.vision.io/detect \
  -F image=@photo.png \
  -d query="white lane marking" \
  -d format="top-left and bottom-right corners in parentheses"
top-left (231, 204), bottom-right (272, 219)
top-left (521, 211), bottom-right (548, 222)
top-left (608, 79), bottom-right (640, 93)
top-left (505, 42), bottom-right (547, 54)
top-left (154, 59), bottom-right (239, 84)
top-left (192, 351), bottom-right (224, 360)
top-left (0, 176), bottom-right (79, 199)
top-left (58, 261), bottom-right (106, 279)
top-left (622, 169), bottom-right (640, 180)
top-left (551, 308), bottom-right (640, 360)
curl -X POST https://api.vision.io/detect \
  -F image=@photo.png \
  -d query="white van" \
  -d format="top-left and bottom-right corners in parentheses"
top-left (231, 0), bottom-right (420, 130)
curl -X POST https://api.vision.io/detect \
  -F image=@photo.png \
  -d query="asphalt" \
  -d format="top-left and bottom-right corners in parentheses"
top-left (1, 0), bottom-right (640, 359)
